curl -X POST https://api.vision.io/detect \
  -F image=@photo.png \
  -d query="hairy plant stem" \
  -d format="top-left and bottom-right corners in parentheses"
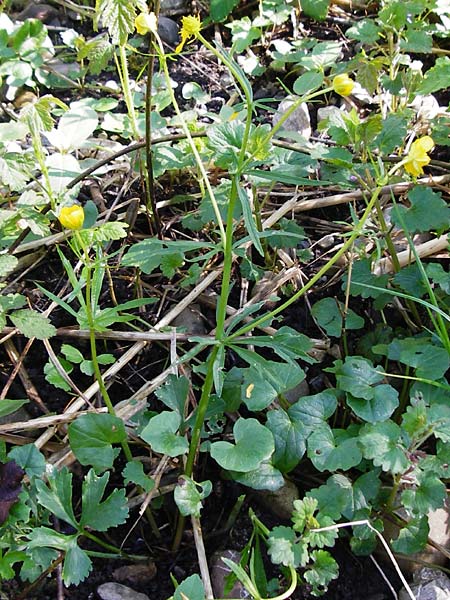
top-left (153, 35), bottom-right (227, 248)
top-left (116, 45), bottom-right (140, 140)
top-left (82, 249), bottom-right (132, 462)
top-left (144, 0), bottom-right (162, 238)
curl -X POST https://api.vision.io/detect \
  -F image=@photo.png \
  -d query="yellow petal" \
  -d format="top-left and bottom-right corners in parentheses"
top-left (59, 205), bottom-right (84, 230)
top-left (179, 14), bottom-right (201, 38)
top-left (332, 73), bottom-right (354, 97)
top-left (135, 12), bottom-right (157, 36)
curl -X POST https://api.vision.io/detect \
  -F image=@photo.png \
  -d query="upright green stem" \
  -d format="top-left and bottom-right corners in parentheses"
top-left (227, 185), bottom-right (384, 339)
top-left (144, 0), bottom-right (162, 238)
top-left (116, 45), bottom-right (140, 141)
top-left (84, 256), bottom-right (132, 463)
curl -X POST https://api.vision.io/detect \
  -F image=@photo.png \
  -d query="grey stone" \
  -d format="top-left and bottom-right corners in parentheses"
top-left (210, 550), bottom-right (250, 599)
top-left (157, 16), bottom-right (179, 46)
top-left (399, 567), bottom-right (450, 600)
top-left (317, 105), bottom-right (342, 124)
top-left (172, 304), bottom-right (206, 335)
top-left (160, 0), bottom-right (186, 16)
top-left (381, 499), bottom-right (450, 573)
top-left (97, 583), bottom-right (150, 600)
top-left (255, 479), bottom-right (299, 520)
top-left (284, 379), bottom-right (310, 404)
top-left (272, 96), bottom-right (311, 141)
top-left (18, 3), bottom-right (58, 23)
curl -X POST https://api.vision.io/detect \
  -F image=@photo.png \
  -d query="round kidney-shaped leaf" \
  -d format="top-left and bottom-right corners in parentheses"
top-left (210, 418), bottom-right (274, 472)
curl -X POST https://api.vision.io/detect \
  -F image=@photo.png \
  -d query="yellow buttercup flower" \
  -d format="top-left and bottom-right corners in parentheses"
top-left (176, 15), bottom-right (202, 53)
top-left (332, 73), bottom-right (355, 97)
top-left (59, 205), bottom-right (84, 230)
top-left (135, 11), bottom-right (157, 36)
top-left (404, 136), bottom-right (434, 177)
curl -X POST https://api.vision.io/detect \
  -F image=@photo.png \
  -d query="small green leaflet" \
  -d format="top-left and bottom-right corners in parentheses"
top-left (174, 476), bottom-right (212, 517)
top-left (123, 461), bottom-right (154, 493)
top-left (139, 411), bottom-right (189, 457)
top-left (68, 413), bottom-right (127, 470)
top-left (122, 238), bottom-right (214, 276)
top-left (359, 421), bottom-right (409, 474)
top-left (10, 309), bottom-right (56, 339)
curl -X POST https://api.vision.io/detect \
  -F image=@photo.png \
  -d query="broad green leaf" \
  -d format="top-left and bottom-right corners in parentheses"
top-left (266, 409), bottom-right (307, 473)
top-left (229, 462), bottom-right (284, 491)
top-left (80, 469), bottom-right (129, 531)
top-left (0, 153), bottom-right (34, 191)
top-left (307, 425), bottom-right (362, 472)
top-left (300, 0), bottom-right (330, 21)
top-left (174, 574), bottom-right (205, 600)
top-left (0, 398), bottom-right (28, 419)
top-left (311, 298), bottom-right (364, 337)
top-left (418, 57), bottom-right (450, 94)
top-left (139, 411), bottom-right (189, 457)
top-left (10, 309), bottom-right (56, 339)
top-left (95, 0), bottom-right (137, 45)
top-left (122, 238), bottom-right (212, 276)
top-left (373, 114), bottom-right (408, 154)
top-left (122, 460), bottom-right (154, 493)
top-left (210, 0), bottom-right (239, 22)
top-left (375, 337), bottom-right (450, 380)
top-left (359, 421), bottom-right (409, 474)
top-left (174, 476), bottom-right (212, 517)
top-left (304, 550), bottom-right (339, 596)
top-left (63, 539), bottom-right (93, 586)
top-left (401, 472), bottom-right (446, 516)
top-left (343, 259), bottom-right (389, 300)
top-left (207, 122), bottom-right (270, 172)
top-left (293, 71), bottom-right (324, 95)
top-left (288, 391), bottom-right (337, 436)
top-left (68, 413), bottom-right (127, 470)
top-left (0, 255), bottom-right (18, 277)
top-left (346, 384), bottom-right (399, 423)
top-left (210, 418), bottom-right (274, 473)
top-left (227, 17), bottom-right (260, 53)
top-left (46, 153), bottom-right (81, 194)
top-left (392, 187), bottom-right (450, 234)
top-left (44, 103), bottom-right (98, 153)
top-left (0, 550), bottom-right (27, 580)
top-left (394, 264), bottom-right (428, 297)
top-left (391, 516), bottom-right (429, 555)
top-left (304, 514), bottom-right (338, 549)
top-left (308, 474), bottom-right (353, 521)
top-left (9, 443), bottom-right (45, 477)
top-left (429, 403), bottom-right (450, 442)
top-left (331, 356), bottom-right (384, 400)
top-left (244, 326), bottom-right (313, 362)
top-left (35, 468), bottom-right (78, 528)
top-left (346, 19), bottom-right (381, 44)
top-left (240, 359), bottom-right (306, 411)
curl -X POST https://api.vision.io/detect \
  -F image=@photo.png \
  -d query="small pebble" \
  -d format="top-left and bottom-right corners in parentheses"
top-left (97, 582), bottom-right (150, 600)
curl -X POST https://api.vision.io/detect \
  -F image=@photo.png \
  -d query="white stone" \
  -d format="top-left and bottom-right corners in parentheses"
top-left (272, 96), bottom-right (311, 140)
top-left (97, 582), bottom-right (150, 600)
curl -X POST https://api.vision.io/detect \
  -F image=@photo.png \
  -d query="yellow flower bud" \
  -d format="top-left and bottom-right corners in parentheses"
top-left (59, 205), bottom-right (84, 230)
top-left (404, 136), bottom-right (434, 177)
top-left (175, 14), bottom-right (202, 53)
top-left (135, 11), bottom-right (158, 36)
top-left (332, 73), bottom-right (355, 97)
